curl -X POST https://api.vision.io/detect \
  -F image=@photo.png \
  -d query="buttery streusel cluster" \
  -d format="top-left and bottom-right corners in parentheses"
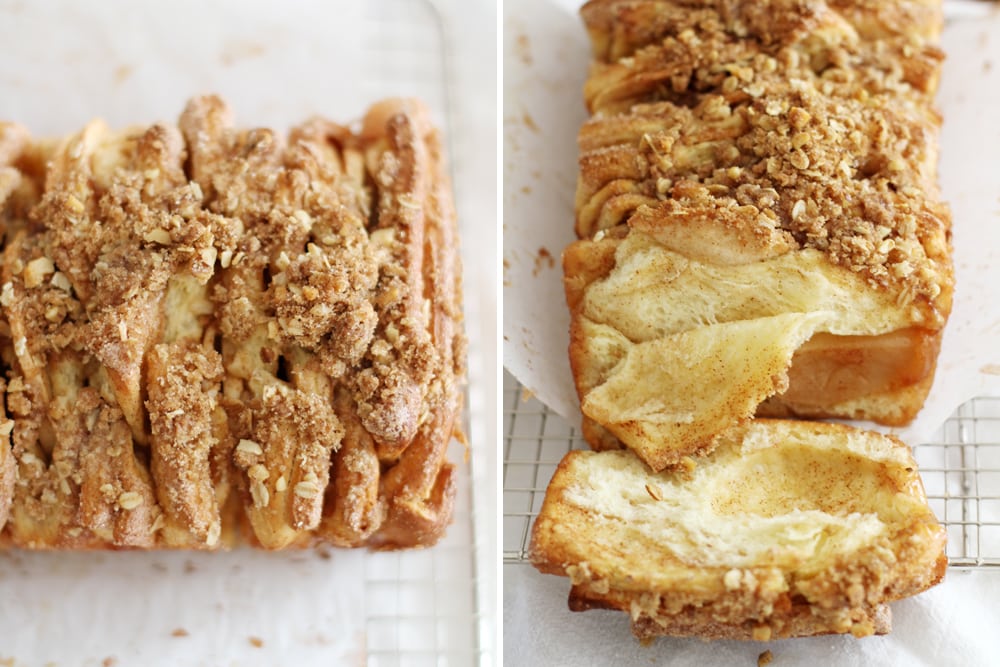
top-left (0, 96), bottom-right (464, 550)
top-left (576, 0), bottom-right (950, 316)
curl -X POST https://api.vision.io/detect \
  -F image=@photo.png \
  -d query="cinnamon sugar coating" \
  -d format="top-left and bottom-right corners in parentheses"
top-left (0, 96), bottom-right (464, 550)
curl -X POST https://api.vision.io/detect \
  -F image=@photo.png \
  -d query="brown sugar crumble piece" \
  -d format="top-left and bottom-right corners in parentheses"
top-left (0, 95), bottom-right (464, 551)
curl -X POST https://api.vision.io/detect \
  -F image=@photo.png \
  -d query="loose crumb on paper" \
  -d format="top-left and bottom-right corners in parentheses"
top-left (522, 112), bottom-right (539, 133)
top-left (520, 386), bottom-right (535, 402)
top-left (0, 657), bottom-right (14, 667)
top-left (171, 628), bottom-right (189, 638)
top-left (981, 364), bottom-right (1000, 376)
top-left (103, 658), bottom-right (117, 667)
top-left (758, 650), bottom-right (774, 666)
top-left (220, 40), bottom-right (267, 66)
top-left (248, 637), bottom-right (265, 648)
top-left (533, 247), bottom-right (556, 277)
top-left (515, 34), bottom-right (532, 65)
top-left (113, 64), bottom-right (132, 85)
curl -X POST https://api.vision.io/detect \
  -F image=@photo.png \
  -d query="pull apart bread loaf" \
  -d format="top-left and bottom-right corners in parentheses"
top-left (0, 96), bottom-right (464, 550)
top-left (566, 0), bottom-right (953, 470)
top-left (530, 420), bottom-right (947, 640)
top-left (533, 0), bottom-right (951, 642)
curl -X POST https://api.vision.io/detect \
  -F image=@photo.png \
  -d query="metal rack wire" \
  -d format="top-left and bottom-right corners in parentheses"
top-left (365, 443), bottom-right (485, 665)
top-left (360, 2), bottom-right (492, 665)
top-left (503, 370), bottom-right (1000, 568)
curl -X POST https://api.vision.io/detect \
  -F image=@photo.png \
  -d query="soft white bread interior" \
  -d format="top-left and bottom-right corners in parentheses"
top-left (566, 228), bottom-right (945, 470)
top-left (530, 419), bottom-right (947, 641)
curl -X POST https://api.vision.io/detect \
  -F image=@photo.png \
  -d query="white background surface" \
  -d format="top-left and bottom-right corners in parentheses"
top-left (503, 0), bottom-right (1000, 665)
top-left (0, 0), bottom-right (497, 664)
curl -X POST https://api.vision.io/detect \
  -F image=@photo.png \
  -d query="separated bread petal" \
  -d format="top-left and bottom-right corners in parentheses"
top-left (531, 420), bottom-right (947, 640)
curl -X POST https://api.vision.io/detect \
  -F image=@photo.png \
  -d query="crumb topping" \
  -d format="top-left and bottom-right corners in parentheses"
top-left (0, 95), bottom-right (464, 549)
top-left (576, 0), bottom-right (950, 310)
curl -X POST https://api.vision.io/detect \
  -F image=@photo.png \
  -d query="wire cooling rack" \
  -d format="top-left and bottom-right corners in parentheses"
top-left (503, 370), bottom-right (1000, 568)
top-left (362, 2), bottom-right (493, 665)
top-left (365, 438), bottom-right (486, 665)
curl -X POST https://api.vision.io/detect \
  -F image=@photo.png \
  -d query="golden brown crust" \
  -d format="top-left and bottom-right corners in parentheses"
top-left (531, 420), bottom-right (947, 641)
top-left (625, 602), bottom-right (894, 641)
top-left (317, 388), bottom-right (386, 547)
top-left (0, 96), bottom-right (464, 550)
top-left (147, 342), bottom-right (228, 548)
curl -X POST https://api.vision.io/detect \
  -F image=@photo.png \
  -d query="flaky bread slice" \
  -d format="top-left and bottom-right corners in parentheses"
top-left (565, 222), bottom-right (946, 470)
top-left (530, 419), bottom-right (947, 641)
